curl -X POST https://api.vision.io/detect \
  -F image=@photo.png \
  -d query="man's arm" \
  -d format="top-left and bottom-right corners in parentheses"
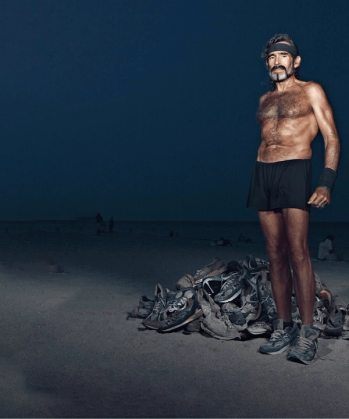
top-left (307, 83), bottom-right (341, 207)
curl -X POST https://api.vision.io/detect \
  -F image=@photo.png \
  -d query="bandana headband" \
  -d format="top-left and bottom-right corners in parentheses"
top-left (267, 43), bottom-right (299, 57)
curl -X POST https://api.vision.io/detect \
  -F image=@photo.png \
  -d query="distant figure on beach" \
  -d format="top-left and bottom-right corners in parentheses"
top-left (318, 235), bottom-right (341, 261)
top-left (109, 216), bottom-right (114, 233)
top-left (246, 34), bottom-right (340, 364)
top-left (96, 213), bottom-right (103, 224)
top-left (96, 212), bottom-right (105, 235)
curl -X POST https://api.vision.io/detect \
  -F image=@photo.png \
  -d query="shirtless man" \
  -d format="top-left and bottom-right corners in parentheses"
top-left (247, 34), bottom-right (340, 364)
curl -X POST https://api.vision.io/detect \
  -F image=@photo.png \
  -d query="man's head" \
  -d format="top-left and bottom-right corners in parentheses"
top-left (262, 34), bottom-right (301, 87)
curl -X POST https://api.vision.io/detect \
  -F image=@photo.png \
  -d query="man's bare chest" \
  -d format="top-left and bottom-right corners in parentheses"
top-left (257, 91), bottom-right (313, 123)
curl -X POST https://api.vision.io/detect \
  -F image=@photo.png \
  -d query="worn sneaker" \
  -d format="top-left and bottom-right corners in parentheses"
top-left (199, 290), bottom-right (240, 340)
top-left (193, 258), bottom-right (227, 283)
top-left (247, 319), bottom-right (273, 335)
top-left (324, 296), bottom-right (346, 337)
top-left (143, 284), bottom-right (170, 330)
top-left (214, 271), bottom-right (243, 303)
top-left (257, 271), bottom-right (277, 321)
top-left (201, 311), bottom-right (240, 340)
top-left (314, 272), bottom-right (327, 295)
top-left (202, 273), bottom-right (226, 296)
top-left (136, 295), bottom-right (155, 319)
top-left (312, 296), bottom-right (328, 331)
top-left (287, 325), bottom-right (319, 365)
top-left (159, 288), bottom-right (203, 332)
top-left (259, 319), bottom-right (299, 355)
top-left (175, 273), bottom-right (195, 290)
top-left (341, 305), bottom-right (349, 340)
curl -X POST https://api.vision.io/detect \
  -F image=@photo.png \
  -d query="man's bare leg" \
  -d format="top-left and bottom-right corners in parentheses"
top-left (258, 210), bottom-right (293, 323)
top-left (282, 208), bottom-right (315, 326)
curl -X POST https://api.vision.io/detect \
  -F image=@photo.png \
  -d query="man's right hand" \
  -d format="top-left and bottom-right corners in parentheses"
top-left (307, 187), bottom-right (331, 208)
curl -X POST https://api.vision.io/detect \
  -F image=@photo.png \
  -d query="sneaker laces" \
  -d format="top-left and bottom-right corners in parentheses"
top-left (269, 330), bottom-right (286, 341)
top-left (296, 336), bottom-right (316, 351)
top-left (222, 313), bottom-right (234, 329)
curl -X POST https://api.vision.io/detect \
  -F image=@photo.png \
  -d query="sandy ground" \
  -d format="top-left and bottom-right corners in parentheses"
top-left (0, 228), bottom-right (349, 418)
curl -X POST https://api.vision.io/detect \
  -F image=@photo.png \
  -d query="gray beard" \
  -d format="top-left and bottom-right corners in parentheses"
top-left (269, 66), bottom-right (294, 82)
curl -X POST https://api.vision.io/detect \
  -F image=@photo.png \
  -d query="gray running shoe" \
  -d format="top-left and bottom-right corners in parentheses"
top-left (193, 258), bottom-right (227, 283)
top-left (201, 311), bottom-right (240, 340)
top-left (199, 290), bottom-right (240, 340)
top-left (202, 273), bottom-right (226, 296)
top-left (159, 288), bottom-right (203, 332)
top-left (136, 295), bottom-right (155, 319)
top-left (313, 296), bottom-right (328, 331)
top-left (247, 319), bottom-right (273, 335)
top-left (287, 325), bottom-right (319, 365)
top-left (221, 302), bottom-right (246, 331)
top-left (214, 271), bottom-right (243, 303)
top-left (317, 287), bottom-right (333, 312)
top-left (259, 319), bottom-right (299, 355)
top-left (324, 296), bottom-right (346, 336)
top-left (314, 272), bottom-right (327, 295)
top-left (175, 273), bottom-right (195, 290)
top-left (184, 315), bottom-right (204, 333)
top-left (143, 284), bottom-right (169, 330)
top-left (257, 271), bottom-right (277, 321)
top-left (341, 305), bottom-right (349, 340)
top-left (239, 271), bottom-right (262, 323)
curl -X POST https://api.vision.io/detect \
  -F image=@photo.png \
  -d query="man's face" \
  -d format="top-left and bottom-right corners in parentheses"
top-left (267, 50), bottom-right (295, 82)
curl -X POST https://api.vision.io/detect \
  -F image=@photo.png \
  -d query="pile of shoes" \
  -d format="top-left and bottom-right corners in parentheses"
top-left (130, 255), bottom-right (349, 340)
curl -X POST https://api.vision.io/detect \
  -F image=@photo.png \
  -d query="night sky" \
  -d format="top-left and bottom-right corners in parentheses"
top-left (1, 0), bottom-right (348, 221)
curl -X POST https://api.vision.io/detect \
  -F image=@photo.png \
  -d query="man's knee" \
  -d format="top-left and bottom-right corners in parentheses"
top-left (288, 245), bottom-right (310, 265)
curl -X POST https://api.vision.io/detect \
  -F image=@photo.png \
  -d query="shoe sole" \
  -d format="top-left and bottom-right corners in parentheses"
top-left (287, 352), bottom-right (317, 365)
top-left (159, 308), bottom-right (203, 332)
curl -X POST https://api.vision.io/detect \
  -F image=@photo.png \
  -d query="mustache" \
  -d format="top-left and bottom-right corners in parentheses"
top-left (271, 65), bottom-right (287, 72)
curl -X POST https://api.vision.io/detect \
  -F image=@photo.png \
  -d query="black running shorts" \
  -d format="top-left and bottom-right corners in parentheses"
top-left (246, 159), bottom-right (312, 212)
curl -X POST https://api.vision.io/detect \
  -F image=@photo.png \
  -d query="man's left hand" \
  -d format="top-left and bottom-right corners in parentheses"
top-left (307, 187), bottom-right (331, 208)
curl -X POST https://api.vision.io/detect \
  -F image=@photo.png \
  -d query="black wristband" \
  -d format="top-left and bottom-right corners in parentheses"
top-left (318, 167), bottom-right (337, 192)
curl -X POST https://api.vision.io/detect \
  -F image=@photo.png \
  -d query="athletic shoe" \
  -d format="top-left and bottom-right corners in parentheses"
top-left (287, 325), bottom-right (319, 365)
top-left (136, 295), bottom-right (155, 319)
top-left (159, 288), bottom-right (203, 332)
top-left (203, 271), bottom-right (240, 296)
top-left (247, 317), bottom-right (273, 335)
top-left (313, 296), bottom-right (328, 331)
top-left (226, 260), bottom-right (243, 273)
top-left (202, 273), bottom-right (226, 296)
top-left (257, 271), bottom-right (277, 321)
top-left (317, 287), bottom-right (334, 312)
top-left (341, 305), bottom-right (349, 340)
top-left (240, 270), bottom-right (262, 323)
top-left (175, 273), bottom-right (195, 290)
top-left (143, 284), bottom-right (170, 330)
top-left (201, 310), bottom-right (240, 340)
top-left (259, 319), bottom-right (299, 355)
top-left (324, 296), bottom-right (346, 337)
top-left (184, 315), bottom-right (204, 333)
top-left (314, 272), bottom-right (327, 295)
top-left (242, 254), bottom-right (258, 270)
top-left (213, 271), bottom-right (243, 303)
top-left (221, 302), bottom-right (246, 331)
top-left (193, 258), bottom-right (227, 283)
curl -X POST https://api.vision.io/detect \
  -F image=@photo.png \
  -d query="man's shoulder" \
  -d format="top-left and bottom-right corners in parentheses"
top-left (259, 91), bottom-right (270, 103)
top-left (302, 81), bottom-right (326, 97)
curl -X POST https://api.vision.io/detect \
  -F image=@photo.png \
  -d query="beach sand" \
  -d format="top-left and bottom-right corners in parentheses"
top-left (0, 220), bottom-right (349, 417)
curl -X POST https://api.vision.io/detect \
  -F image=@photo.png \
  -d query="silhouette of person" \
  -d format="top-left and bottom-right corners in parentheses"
top-left (109, 216), bottom-right (114, 233)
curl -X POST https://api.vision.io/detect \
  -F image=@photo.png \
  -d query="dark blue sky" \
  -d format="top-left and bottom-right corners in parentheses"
top-left (0, 0), bottom-right (348, 221)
